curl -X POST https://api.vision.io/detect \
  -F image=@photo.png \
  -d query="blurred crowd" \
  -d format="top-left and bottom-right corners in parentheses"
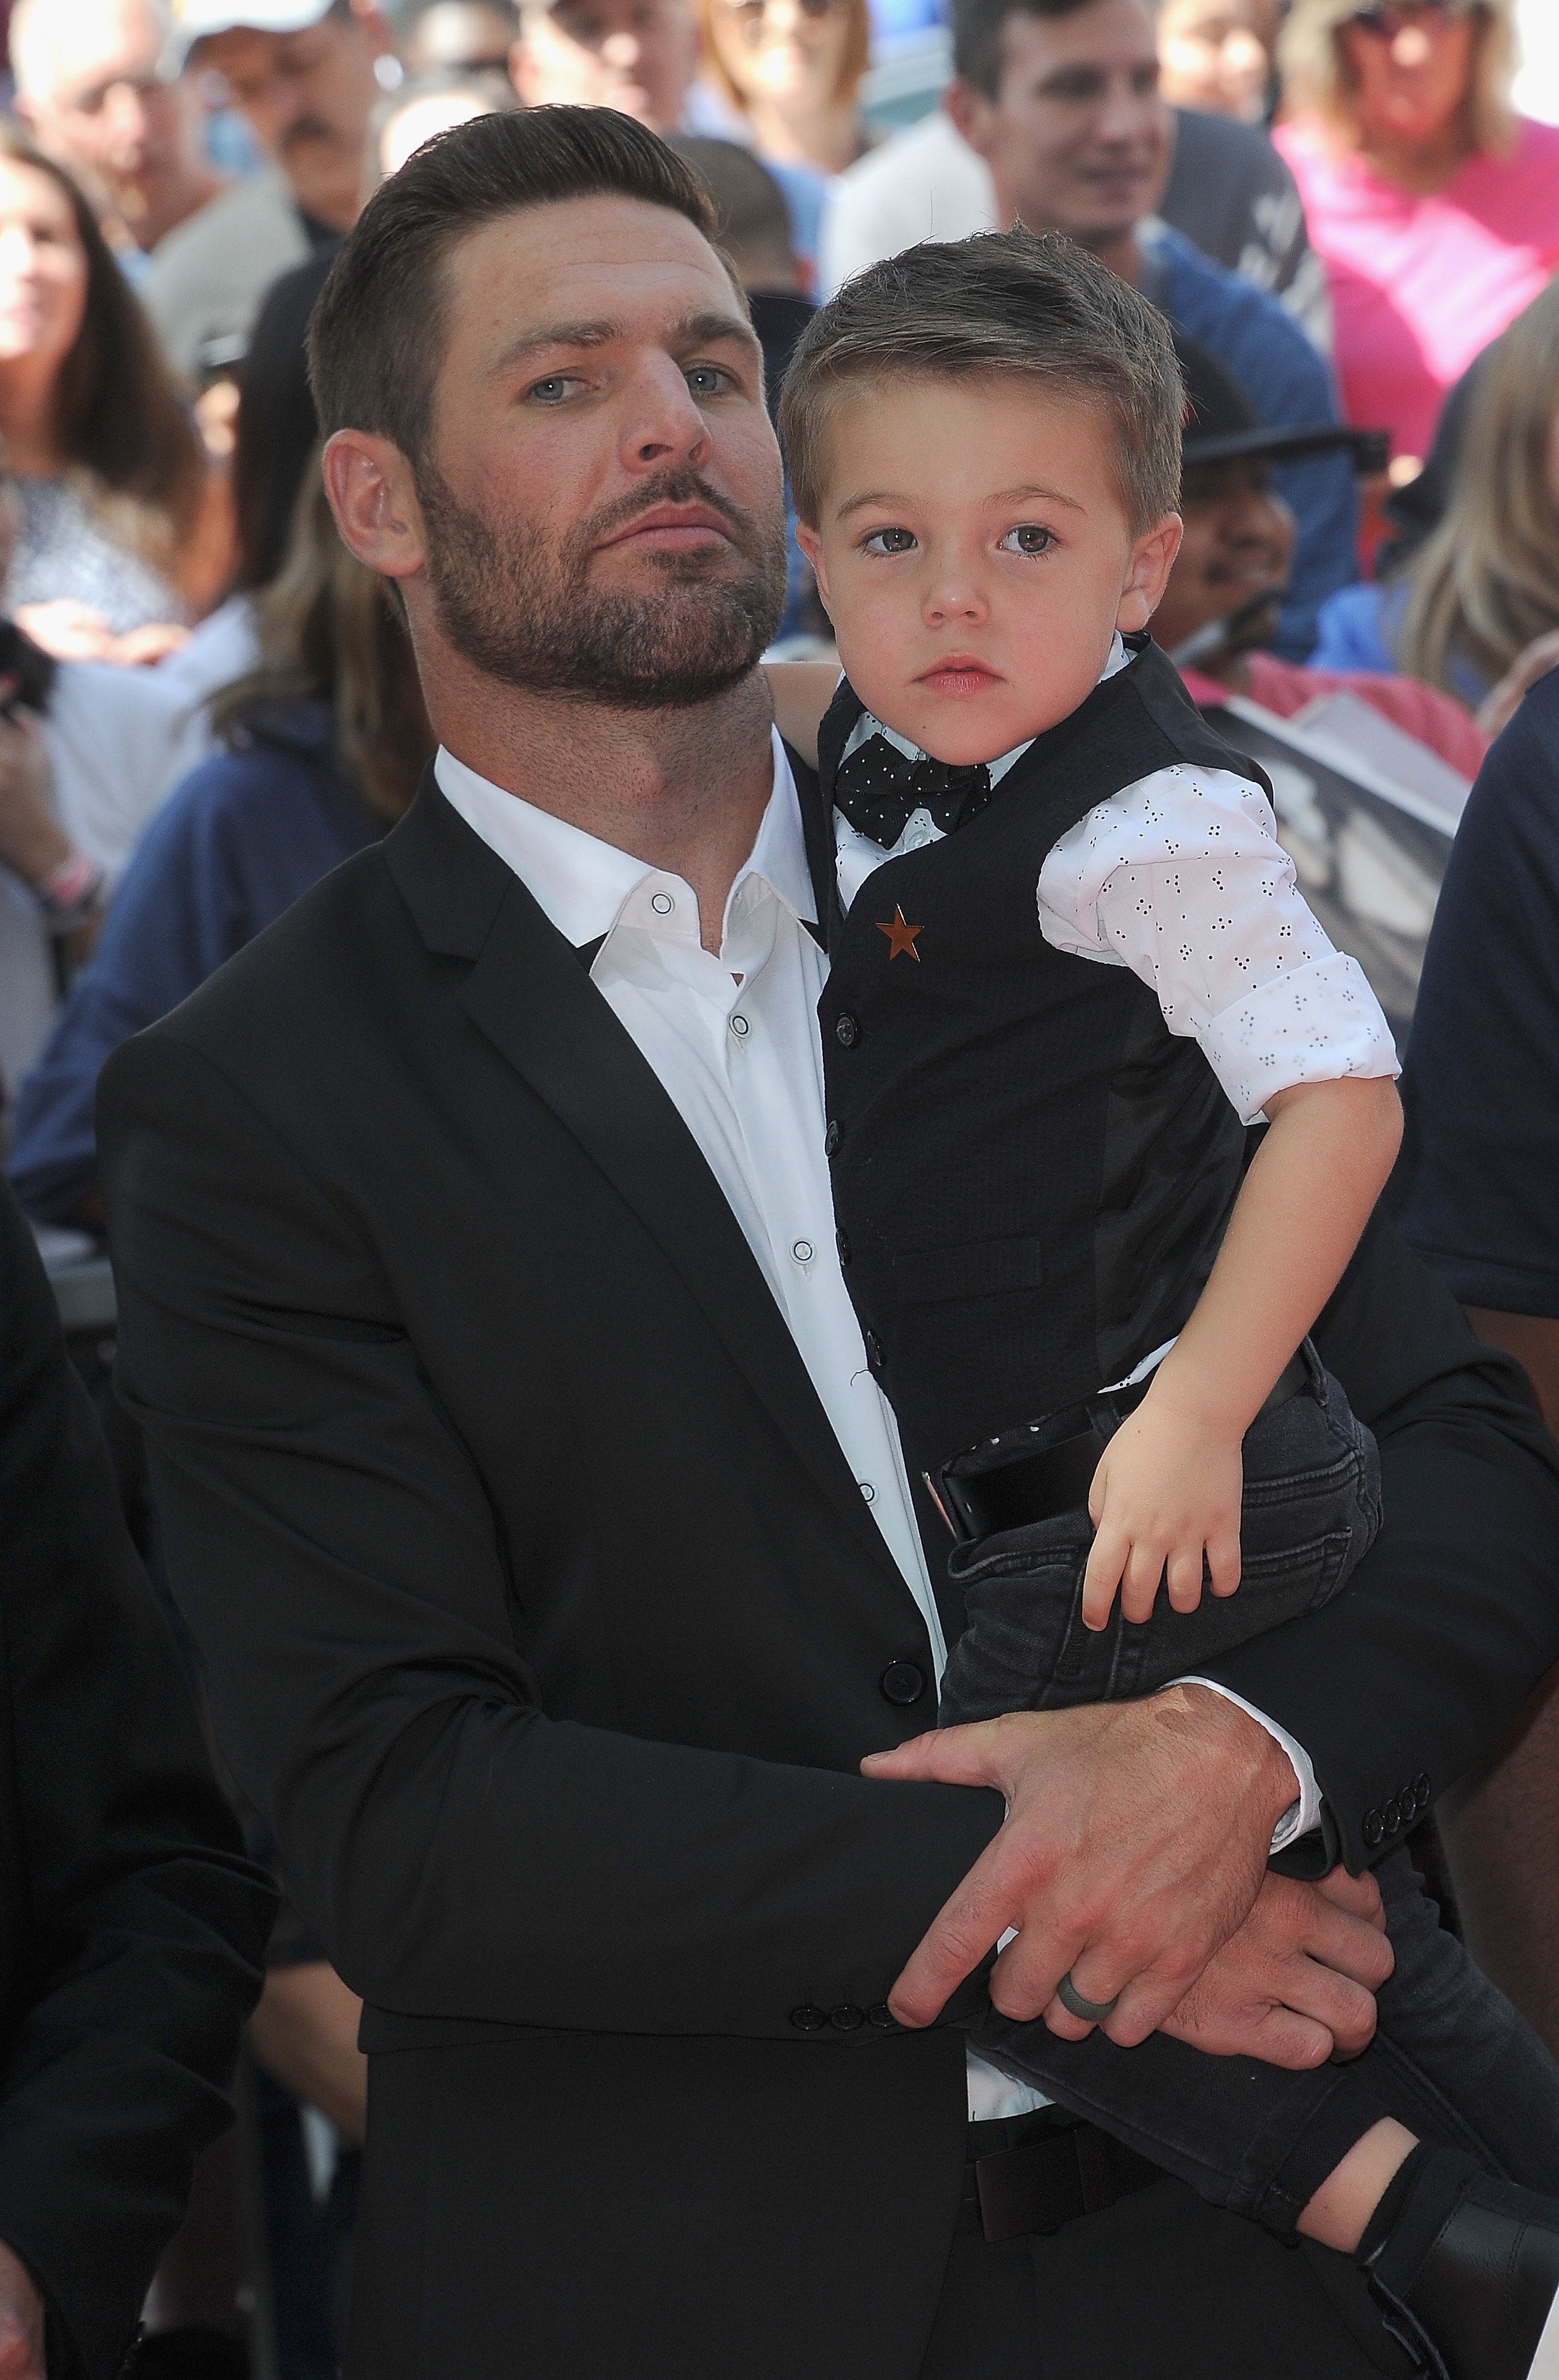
top-left (0, 0), bottom-right (1557, 2370)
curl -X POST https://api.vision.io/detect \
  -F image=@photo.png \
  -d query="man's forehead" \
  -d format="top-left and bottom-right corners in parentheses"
top-left (442, 197), bottom-right (734, 359)
top-left (42, 0), bottom-right (161, 85)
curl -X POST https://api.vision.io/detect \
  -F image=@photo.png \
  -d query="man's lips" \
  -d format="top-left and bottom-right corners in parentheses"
top-left (595, 503), bottom-right (735, 554)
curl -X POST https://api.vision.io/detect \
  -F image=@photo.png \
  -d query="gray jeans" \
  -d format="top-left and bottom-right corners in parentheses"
top-left (937, 1356), bottom-right (1559, 2233)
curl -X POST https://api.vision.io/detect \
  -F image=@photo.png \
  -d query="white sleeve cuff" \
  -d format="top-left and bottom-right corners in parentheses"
top-left (1170, 1676), bottom-right (1323, 1853)
top-left (1200, 951), bottom-right (1400, 1126)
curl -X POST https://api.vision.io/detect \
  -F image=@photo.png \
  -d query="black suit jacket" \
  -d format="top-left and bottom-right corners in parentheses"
top-left (0, 1180), bottom-right (274, 2378)
top-left (97, 768), bottom-right (1559, 2377)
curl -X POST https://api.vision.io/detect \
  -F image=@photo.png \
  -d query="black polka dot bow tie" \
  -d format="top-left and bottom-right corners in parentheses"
top-left (832, 733), bottom-right (993, 851)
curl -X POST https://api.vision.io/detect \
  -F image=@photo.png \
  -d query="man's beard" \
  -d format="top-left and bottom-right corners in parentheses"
top-left (415, 461), bottom-right (790, 711)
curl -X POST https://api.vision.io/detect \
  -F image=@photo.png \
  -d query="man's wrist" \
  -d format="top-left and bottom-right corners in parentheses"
top-left (1161, 1679), bottom-right (1309, 1845)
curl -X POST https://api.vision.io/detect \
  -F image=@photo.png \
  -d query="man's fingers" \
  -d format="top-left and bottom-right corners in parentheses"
top-left (1312, 1864), bottom-right (1387, 1932)
top-left (859, 1720), bottom-right (1007, 1787)
top-left (1297, 1890), bottom-right (1396, 1993)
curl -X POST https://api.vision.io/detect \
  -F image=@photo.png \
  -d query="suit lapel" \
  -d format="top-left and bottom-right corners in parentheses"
top-left (385, 773), bottom-right (905, 1587)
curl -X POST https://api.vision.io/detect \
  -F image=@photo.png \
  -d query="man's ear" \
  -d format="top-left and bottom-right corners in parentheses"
top-left (1117, 512), bottom-right (1184, 634)
top-left (944, 79), bottom-right (997, 162)
top-left (321, 430), bottom-right (427, 583)
top-left (794, 519), bottom-right (833, 614)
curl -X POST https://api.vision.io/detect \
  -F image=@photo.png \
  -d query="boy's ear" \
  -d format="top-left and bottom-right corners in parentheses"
top-left (1117, 512), bottom-right (1184, 635)
top-left (795, 519), bottom-right (833, 612)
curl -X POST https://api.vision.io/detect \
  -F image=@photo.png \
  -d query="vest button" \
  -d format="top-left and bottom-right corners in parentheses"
top-left (835, 1012), bottom-right (859, 1048)
top-left (790, 2004), bottom-right (829, 2032)
top-left (829, 2003), bottom-right (864, 2032)
top-left (864, 1329), bottom-right (885, 1374)
top-left (824, 1120), bottom-right (841, 1156)
top-left (880, 1659), bottom-right (927, 1707)
top-left (836, 1228), bottom-right (851, 1263)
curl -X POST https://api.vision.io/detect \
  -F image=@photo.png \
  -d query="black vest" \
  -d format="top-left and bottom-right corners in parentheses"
top-left (814, 636), bottom-right (1267, 1474)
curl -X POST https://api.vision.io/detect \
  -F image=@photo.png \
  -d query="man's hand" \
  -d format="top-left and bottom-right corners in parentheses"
top-left (860, 1686), bottom-right (1298, 2040)
top-left (0, 2240), bottom-right (45, 2380)
top-left (1155, 1867), bottom-right (1391, 2066)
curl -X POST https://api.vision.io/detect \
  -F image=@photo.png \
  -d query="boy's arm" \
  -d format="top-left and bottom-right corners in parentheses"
top-left (1083, 1074), bottom-right (1404, 1624)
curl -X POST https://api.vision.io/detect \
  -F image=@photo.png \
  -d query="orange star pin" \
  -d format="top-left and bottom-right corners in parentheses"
top-left (876, 906), bottom-right (923, 962)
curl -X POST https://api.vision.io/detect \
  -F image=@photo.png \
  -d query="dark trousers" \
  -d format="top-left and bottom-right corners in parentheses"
top-left (919, 2113), bottom-right (1419, 2379)
top-left (939, 1360), bottom-right (1559, 2232)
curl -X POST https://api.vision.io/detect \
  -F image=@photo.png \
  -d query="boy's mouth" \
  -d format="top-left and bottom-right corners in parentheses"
top-left (915, 654), bottom-right (1002, 697)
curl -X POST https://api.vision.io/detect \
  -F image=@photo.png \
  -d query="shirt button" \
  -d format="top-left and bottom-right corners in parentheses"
top-left (858, 1480), bottom-right (875, 1502)
top-left (835, 1012), bottom-right (859, 1048)
top-left (649, 890), bottom-right (674, 915)
top-left (730, 1014), bottom-right (751, 1038)
top-left (791, 1238), bottom-right (815, 1265)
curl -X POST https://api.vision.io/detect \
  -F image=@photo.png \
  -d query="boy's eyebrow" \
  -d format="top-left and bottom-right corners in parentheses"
top-left (834, 480), bottom-right (1090, 519)
top-left (491, 309), bottom-right (761, 378)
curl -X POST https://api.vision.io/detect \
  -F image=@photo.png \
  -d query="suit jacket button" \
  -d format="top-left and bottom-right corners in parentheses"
top-left (790, 2004), bottom-right (829, 2032)
top-left (880, 1659), bottom-right (927, 1707)
top-left (1363, 1808), bottom-right (1384, 1848)
top-left (825, 1120), bottom-right (841, 1156)
top-left (835, 1012), bottom-right (859, 1048)
top-left (830, 2004), bottom-right (864, 2031)
top-left (867, 2002), bottom-right (898, 2029)
top-left (1414, 1773), bottom-right (1431, 1809)
top-left (1383, 1797), bottom-right (1403, 1834)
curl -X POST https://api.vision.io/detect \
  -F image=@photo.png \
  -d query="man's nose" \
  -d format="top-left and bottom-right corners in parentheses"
top-left (622, 359), bottom-right (709, 468)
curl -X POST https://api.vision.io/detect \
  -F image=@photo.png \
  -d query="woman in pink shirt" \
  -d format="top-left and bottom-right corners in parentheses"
top-left (1274, 0), bottom-right (1559, 469)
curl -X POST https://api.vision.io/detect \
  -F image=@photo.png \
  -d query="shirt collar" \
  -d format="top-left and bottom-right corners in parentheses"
top-left (433, 728), bottom-right (817, 949)
top-left (840, 631), bottom-right (1134, 785)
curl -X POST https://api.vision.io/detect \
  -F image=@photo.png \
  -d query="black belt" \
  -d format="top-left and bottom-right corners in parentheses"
top-left (961, 2118), bottom-right (1165, 2242)
top-left (931, 1347), bottom-right (1312, 1546)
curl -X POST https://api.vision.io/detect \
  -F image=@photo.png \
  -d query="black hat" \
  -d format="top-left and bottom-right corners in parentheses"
top-left (1175, 334), bottom-right (1389, 476)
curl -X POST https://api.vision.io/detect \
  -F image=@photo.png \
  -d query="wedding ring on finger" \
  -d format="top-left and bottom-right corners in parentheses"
top-left (1056, 1972), bottom-right (1121, 2024)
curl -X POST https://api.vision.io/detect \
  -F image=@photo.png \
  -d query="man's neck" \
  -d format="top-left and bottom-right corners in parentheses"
top-left (428, 661), bottom-right (779, 955)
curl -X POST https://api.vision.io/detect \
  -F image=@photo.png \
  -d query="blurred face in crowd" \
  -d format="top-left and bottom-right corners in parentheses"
top-left (1156, 0), bottom-right (1277, 119)
top-left (196, 3), bottom-right (391, 230)
top-left (705, 0), bottom-right (855, 120)
top-left (375, 85), bottom-right (493, 182)
top-left (12, 0), bottom-right (218, 250)
top-left (509, 0), bottom-right (697, 135)
top-left (0, 161), bottom-right (90, 386)
top-left (947, 0), bottom-right (1171, 273)
top-left (1336, 1), bottom-right (1482, 150)
top-left (404, 1), bottom-right (518, 74)
top-left (1148, 454), bottom-right (1295, 661)
top-left (327, 194), bottom-right (787, 710)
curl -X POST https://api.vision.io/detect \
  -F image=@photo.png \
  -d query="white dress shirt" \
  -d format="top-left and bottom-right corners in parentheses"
top-left (836, 638), bottom-right (1400, 1126)
top-left (435, 733), bottom-right (1319, 2121)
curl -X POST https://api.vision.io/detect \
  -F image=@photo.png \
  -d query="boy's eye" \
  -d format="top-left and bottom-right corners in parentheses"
top-left (861, 527), bottom-right (918, 556)
top-left (999, 524), bottom-right (1056, 556)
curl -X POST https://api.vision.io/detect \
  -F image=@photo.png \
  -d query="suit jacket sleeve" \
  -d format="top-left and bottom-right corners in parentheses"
top-left (98, 1031), bottom-right (1003, 2045)
top-left (0, 1181), bottom-right (275, 2380)
top-left (1200, 1209), bottom-right (1559, 1875)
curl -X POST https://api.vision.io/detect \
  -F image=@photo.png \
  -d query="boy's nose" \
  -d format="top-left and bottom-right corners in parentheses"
top-left (923, 580), bottom-right (987, 626)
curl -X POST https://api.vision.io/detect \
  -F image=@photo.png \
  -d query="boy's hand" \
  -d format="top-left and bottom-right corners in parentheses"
top-left (1082, 1392), bottom-right (1244, 1629)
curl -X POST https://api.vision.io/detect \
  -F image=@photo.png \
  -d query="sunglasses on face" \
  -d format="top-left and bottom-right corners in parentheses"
top-left (1346, 1), bottom-right (1482, 36)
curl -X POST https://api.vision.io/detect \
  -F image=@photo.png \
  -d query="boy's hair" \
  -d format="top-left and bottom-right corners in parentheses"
top-left (307, 106), bottom-right (717, 469)
top-left (779, 229), bottom-right (1184, 536)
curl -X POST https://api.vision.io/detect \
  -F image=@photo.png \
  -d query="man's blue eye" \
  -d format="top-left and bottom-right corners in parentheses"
top-left (864, 527), bottom-right (917, 555)
top-left (686, 367), bottom-right (727, 395)
top-left (530, 378), bottom-right (572, 403)
top-left (1000, 525), bottom-right (1054, 556)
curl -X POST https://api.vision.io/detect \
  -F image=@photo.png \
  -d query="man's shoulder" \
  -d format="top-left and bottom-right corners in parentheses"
top-left (1171, 108), bottom-right (1295, 200)
top-left (149, 171), bottom-right (306, 277)
top-left (1155, 223), bottom-right (1333, 411)
top-left (144, 174), bottom-right (310, 372)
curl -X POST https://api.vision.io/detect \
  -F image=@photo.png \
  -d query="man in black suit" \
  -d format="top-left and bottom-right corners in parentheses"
top-left (0, 1179), bottom-right (274, 2377)
top-left (97, 108), bottom-right (1559, 2377)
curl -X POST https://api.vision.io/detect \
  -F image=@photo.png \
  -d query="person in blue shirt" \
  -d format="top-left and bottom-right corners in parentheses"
top-left (8, 479), bottom-right (433, 1226)
top-left (942, 0), bottom-right (1358, 659)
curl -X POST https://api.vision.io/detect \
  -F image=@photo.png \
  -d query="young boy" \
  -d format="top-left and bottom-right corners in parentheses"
top-left (773, 229), bottom-right (1559, 2380)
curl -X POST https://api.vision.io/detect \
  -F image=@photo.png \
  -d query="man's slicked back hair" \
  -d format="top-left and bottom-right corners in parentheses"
top-left (779, 229), bottom-right (1184, 535)
top-left (306, 106), bottom-right (718, 468)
